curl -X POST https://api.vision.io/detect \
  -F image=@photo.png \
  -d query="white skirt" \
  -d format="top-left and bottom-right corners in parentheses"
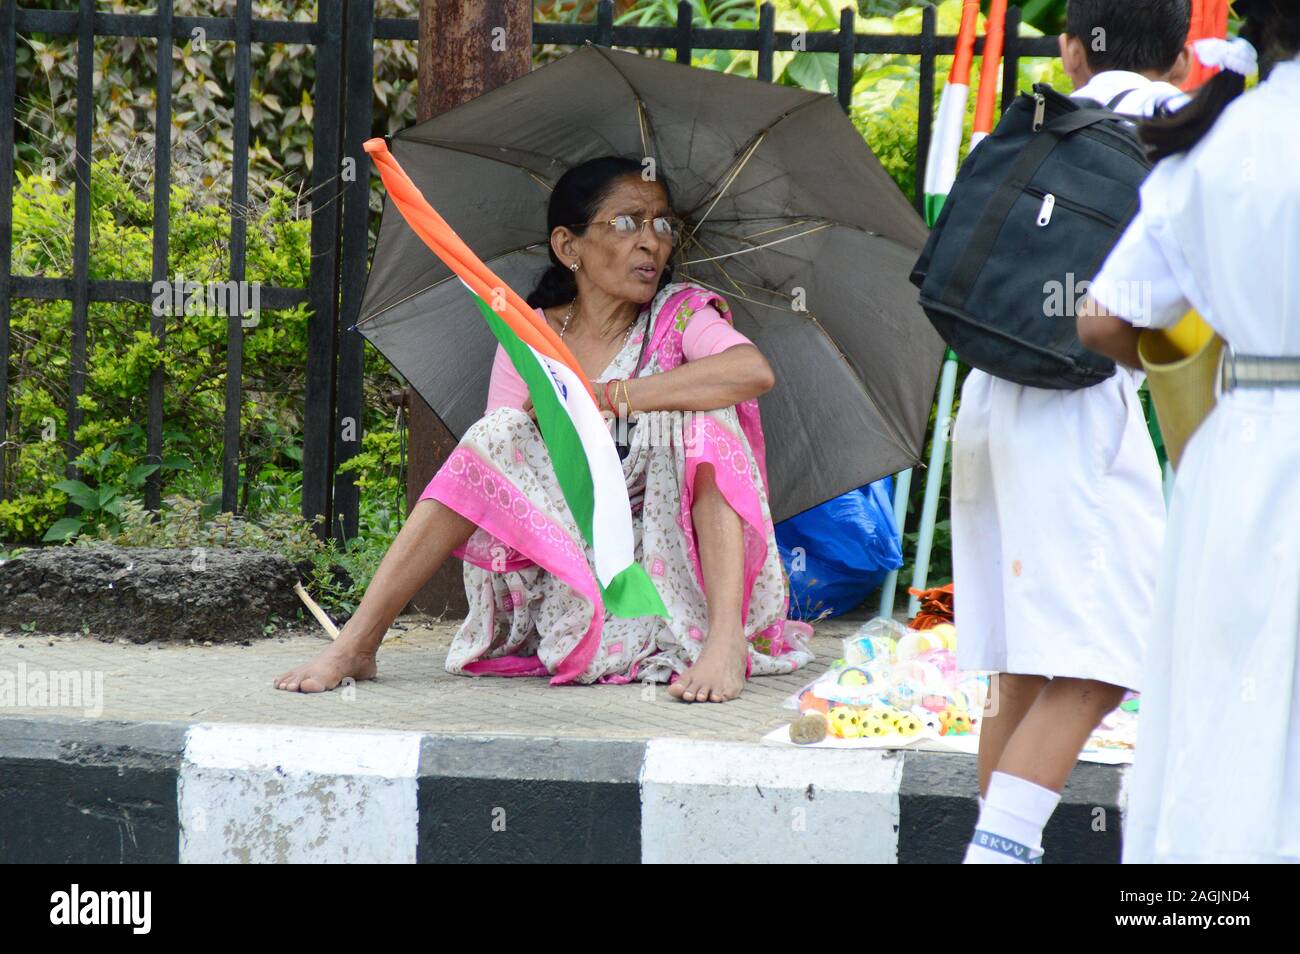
top-left (950, 367), bottom-right (1166, 690)
top-left (1122, 387), bottom-right (1300, 863)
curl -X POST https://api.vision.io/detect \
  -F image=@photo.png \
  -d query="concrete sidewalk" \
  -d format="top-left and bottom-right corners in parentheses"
top-left (0, 615), bottom-right (1127, 863)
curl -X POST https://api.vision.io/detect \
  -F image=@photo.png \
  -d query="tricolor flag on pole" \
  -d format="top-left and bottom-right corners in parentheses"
top-left (363, 137), bottom-right (669, 622)
top-left (970, 0), bottom-right (1008, 151)
top-left (904, 0), bottom-right (994, 618)
top-left (1183, 0), bottom-right (1231, 89)
top-left (921, 0), bottom-right (981, 226)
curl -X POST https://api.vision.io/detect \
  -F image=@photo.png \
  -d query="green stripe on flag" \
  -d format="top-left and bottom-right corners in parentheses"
top-left (472, 294), bottom-right (668, 621)
top-left (923, 193), bottom-right (947, 229)
top-left (476, 297), bottom-right (594, 542)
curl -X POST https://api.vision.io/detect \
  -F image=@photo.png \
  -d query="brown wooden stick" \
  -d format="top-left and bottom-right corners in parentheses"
top-left (293, 581), bottom-right (339, 640)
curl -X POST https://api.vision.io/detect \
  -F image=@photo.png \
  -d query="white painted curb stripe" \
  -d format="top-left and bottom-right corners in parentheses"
top-left (639, 740), bottom-right (904, 864)
top-left (178, 723), bottom-right (422, 864)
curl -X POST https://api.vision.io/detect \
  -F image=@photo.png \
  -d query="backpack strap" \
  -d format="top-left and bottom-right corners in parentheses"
top-left (940, 107), bottom-right (1122, 305)
top-left (1104, 90), bottom-right (1131, 110)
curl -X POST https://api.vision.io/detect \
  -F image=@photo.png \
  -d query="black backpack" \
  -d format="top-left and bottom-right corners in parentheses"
top-left (909, 83), bottom-right (1153, 389)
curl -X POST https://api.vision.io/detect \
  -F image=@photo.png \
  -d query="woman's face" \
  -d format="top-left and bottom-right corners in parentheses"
top-left (554, 176), bottom-right (675, 305)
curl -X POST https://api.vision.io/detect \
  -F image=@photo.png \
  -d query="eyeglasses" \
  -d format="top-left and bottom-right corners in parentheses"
top-left (571, 214), bottom-right (686, 244)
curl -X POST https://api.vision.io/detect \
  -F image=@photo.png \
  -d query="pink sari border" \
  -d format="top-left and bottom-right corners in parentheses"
top-left (419, 445), bottom-right (605, 685)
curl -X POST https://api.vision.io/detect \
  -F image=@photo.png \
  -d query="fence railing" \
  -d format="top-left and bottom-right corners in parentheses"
top-left (0, 0), bottom-right (1060, 544)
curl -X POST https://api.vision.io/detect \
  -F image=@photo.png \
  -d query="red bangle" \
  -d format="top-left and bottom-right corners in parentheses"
top-left (602, 380), bottom-right (615, 411)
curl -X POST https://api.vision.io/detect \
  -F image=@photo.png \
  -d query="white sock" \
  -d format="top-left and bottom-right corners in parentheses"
top-left (963, 771), bottom-right (1060, 864)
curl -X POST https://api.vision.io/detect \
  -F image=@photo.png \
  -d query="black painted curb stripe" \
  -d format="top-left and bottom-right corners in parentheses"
top-left (897, 751), bottom-right (1126, 864)
top-left (0, 716), bottom-right (186, 864)
top-left (416, 735), bottom-right (646, 864)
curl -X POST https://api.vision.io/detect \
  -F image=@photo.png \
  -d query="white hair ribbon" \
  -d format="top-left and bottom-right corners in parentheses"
top-left (1193, 37), bottom-right (1259, 76)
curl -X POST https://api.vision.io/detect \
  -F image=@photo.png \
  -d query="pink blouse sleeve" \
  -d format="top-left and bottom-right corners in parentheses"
top-left (484, 343), bottom-right (530, 414)
top-left (681, 305), bottom-right (753, 361)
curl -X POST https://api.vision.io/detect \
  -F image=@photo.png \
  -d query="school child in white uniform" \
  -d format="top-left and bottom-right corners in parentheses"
top-left (954, 0), bottom-right (1192, 863)
top-left (1080, 2), bottom-right (1300, 863)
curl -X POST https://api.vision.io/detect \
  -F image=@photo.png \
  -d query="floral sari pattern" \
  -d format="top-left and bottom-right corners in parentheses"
top-left (420, 281), bottom-right (815, 684)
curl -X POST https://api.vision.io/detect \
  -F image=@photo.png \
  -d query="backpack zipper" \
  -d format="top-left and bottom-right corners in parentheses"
top-left (1028, 88), bottom-right (1148, 163)
top-left (1025, 185), bottom-right (1120, 228)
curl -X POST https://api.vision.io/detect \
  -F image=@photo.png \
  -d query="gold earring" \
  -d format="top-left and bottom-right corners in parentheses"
top-left (570, 262), bottom-right (580, 272)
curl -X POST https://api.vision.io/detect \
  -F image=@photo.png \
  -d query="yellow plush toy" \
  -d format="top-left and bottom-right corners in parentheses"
top-left (828, 705), bottom-right (864, 739)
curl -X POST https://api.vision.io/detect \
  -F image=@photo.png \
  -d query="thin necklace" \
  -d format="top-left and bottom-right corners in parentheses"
top-left (561, 297), bottom-right (638, 352)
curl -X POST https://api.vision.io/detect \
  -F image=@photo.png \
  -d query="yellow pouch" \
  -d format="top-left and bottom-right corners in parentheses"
top-left (1137, 310), bottom-right (1224, 470)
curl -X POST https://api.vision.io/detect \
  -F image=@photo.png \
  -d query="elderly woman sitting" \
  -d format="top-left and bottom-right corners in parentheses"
top-left (275, 157), bottom-right (813, 703)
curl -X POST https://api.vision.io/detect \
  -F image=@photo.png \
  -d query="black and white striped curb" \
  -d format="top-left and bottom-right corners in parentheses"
top-left (0, 716), bottom-right (1126, 863)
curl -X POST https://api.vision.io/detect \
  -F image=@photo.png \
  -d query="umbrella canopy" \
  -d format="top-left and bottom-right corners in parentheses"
top-left (356, 42), bottom-right (943, 523)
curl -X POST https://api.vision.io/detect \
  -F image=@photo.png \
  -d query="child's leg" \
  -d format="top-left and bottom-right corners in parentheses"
top-left (996, 677), bottom-right (1127, 791)
top-left (976, 672), bottom-right (1049, 797)
top-left (964, 677), bottom-right (1126, 864)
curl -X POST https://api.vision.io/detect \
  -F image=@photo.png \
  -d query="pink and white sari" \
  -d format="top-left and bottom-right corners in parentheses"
top-left (419, 281), bottom-right (815, 685)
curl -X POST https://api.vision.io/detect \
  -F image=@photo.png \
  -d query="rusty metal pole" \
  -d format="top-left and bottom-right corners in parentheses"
top-left (405, 0), bottom-right (532, 616)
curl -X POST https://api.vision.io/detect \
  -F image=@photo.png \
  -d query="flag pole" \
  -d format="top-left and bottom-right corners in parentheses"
top-left (883, 0), bottom-right (982, 620)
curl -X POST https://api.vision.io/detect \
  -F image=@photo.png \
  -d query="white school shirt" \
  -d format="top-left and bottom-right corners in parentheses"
top-left (1091, 55), bottom-right (1300, 354)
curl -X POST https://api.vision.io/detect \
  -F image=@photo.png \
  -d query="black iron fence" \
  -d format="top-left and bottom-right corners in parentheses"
top-left (0, 0), bottom-right (1059, 542)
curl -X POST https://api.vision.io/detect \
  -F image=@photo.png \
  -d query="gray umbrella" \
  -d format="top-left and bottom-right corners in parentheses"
top-left (356, 42), bottom-right (942, 524)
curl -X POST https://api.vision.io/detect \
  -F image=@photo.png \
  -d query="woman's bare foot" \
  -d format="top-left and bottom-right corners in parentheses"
top-left (273, 640), bottom-right (378, 693)
top-left (668, 624), bottom-right (748, 703)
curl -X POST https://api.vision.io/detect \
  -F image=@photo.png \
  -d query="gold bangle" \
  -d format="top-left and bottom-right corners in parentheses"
top-left (622, 378), bottom-right (635, 416)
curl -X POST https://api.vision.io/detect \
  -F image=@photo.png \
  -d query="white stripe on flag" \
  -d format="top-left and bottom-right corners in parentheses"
top-left (923, 83), bottom-right (971, 197)
top-left (528, 343), bottom-right (636, 589)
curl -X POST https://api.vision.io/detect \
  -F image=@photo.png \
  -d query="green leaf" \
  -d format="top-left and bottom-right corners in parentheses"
top-left (127, 463), bottom-right (160, 485)
top-left (161, 455), bottom-right (193, 471)
top-left (53, 479), bottom-right (99, 510)
top-left (97, 486), bottom-right (121, 508)
top-left (42, 517), bottom-right (85, 542)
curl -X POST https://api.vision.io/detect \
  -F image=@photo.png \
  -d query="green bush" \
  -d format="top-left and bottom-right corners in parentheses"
top-left (6, 0), bottom-right (1079, 606)
top-left (1, 160), bottom-right (404, 556)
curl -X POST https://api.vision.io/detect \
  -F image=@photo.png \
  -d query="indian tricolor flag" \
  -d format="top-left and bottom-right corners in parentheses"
top-left (922, 0), bottom-right (981, 227)
top-left (363, 137), bottom-right (669, 622)
top-left (970, 0), bottom-right (1008, 152)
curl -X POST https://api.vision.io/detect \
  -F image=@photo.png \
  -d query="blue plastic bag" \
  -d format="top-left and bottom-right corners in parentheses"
top-left (775, 477), bottom-right (903, 620)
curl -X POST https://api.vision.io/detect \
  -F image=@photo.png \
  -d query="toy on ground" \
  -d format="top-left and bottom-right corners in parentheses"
top-left (784, 617), bottom-right (992, 744)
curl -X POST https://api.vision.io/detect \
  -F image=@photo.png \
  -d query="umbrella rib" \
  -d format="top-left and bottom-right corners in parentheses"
top-left (584, 43), bottom-right (665, 166)
top-left (682, 94), bottom-right (827, 232)
top-left (353, 241), bottom-right (551, 329)
top-left (676, 222), bottom-right (834, 267)
top-left (686, 259), bottom-right (920, 464)
top-left (395, 135), bottom-right (572, 183)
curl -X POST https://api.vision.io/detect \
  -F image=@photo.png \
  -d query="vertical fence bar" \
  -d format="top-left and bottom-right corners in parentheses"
top-left (221, 0), bottom-right (253, 512)
top-left (913, 4), bottom-right (936, 216)
top-left (67, 0), bottom-right (95, 483)
top-left (146, 0), bottom-right (174, 513)
top-left (675, 1), bottom-right (692, 64)
top-left (0, 0), bottom-right (15, 500)
top-left (756, 3), bottom-right (775, 83)
top-left (594, 0), bottom-right (613, 47)
top-left (333, 0), bottom-right (375, 544)
top-left (303, 0), bottom-right (346, 537)
top-left (836, 6), bottom-right (854, 112)
top-left (883, 3), bottom-right (937, 614)
top-left (1001, 6), bottom-right (1021, 114)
